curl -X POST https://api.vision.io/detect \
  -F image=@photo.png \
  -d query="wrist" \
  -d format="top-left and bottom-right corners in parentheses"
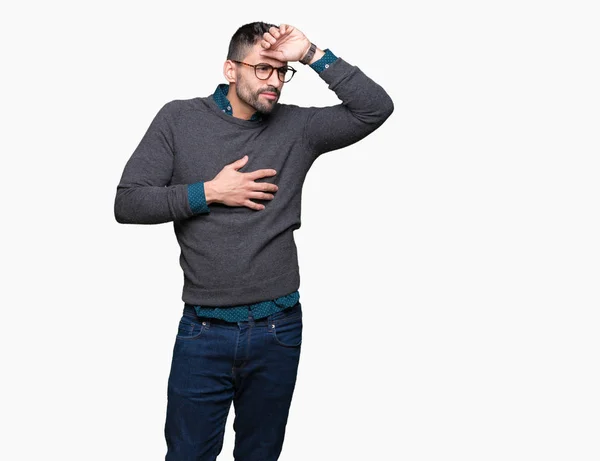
top-left (300, 42), bottom-right (317, 65)
top-left (299, 41), bottom-right (311, 61)
top-left (203, 180), bottom-right (220, 205)
top-left (307, 47), bottom-right (325, 65)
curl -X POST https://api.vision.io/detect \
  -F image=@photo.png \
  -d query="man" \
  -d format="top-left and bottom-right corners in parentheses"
top-left (114, 21), bottom-right (393, 461)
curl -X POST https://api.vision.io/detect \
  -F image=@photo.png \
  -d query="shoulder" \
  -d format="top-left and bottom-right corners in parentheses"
top-left (156, 97), bottom-right (213, 124)
top-left (161, 97), bottom-right (209, 116)
top-left (270, 103), bottom-right (325, 128)
top-left (272, 102), bottom-right (318, 119)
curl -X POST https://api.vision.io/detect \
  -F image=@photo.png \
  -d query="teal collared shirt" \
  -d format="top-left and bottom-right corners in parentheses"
top-left (188, 291), bottom-right (300, 322)
top-left (188, 49), bottom-right (338, 322)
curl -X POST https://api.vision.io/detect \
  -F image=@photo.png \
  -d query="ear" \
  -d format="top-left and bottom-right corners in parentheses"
top-left (223, 60), bottom-right (237, 84)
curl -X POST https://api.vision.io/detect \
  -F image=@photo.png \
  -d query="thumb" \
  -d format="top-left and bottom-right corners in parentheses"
top-left (259, 49), bottom-right (283, 60)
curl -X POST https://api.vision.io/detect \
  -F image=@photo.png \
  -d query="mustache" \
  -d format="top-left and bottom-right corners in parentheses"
top-left (259, 86), bottom-right (280, 96)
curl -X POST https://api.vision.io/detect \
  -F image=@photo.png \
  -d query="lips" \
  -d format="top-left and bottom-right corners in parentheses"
top-left (261, 92), bottom-right (278, 100)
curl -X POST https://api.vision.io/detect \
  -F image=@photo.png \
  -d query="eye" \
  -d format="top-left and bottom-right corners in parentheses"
top-left (255, 64), bottom-right (272, 73)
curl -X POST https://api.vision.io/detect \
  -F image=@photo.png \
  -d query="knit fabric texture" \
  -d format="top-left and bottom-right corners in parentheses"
top-left (114, 57), bottom-right (394, 307)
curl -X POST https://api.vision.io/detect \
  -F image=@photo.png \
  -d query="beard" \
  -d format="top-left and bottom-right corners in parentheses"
top-left (235, 73), bottom-right (280, 114)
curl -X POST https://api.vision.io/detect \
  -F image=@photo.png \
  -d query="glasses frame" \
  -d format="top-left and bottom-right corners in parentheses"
top-left (231, 60), bottom-right (297, 83)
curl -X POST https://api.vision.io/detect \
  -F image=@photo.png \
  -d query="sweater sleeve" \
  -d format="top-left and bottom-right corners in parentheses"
top-left (304, 57), bottom-right (394, 157)
top-left (114, 102), bottom-right (208, 224)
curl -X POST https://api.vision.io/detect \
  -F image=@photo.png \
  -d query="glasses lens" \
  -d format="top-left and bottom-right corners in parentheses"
top-left (280, 67), bottom-right (294, 83)
top-left (254, 64), bottom-right (272, 80)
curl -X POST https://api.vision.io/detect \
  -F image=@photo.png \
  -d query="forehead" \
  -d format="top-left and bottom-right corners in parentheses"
top-left (243, 43), bottom-right (287, 67)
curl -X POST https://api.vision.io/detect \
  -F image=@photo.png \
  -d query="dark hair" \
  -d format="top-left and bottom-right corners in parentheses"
top-left (227, 22), bottom-right (277, 61)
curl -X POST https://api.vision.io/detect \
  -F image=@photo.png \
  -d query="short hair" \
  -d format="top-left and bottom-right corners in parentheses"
top-left (227, 22), bottom-right (277, 61)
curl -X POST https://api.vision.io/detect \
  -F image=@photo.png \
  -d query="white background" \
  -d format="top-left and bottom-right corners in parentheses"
top-left (2, 1), bottom-right (599, 460)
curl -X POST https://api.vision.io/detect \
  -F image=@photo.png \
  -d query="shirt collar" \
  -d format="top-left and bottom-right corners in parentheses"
top-left (212, 83), bottom-right (263, 122)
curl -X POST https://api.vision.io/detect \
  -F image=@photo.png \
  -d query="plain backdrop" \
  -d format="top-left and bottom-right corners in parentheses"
top-left (2, 1), bottom-right (599, 460)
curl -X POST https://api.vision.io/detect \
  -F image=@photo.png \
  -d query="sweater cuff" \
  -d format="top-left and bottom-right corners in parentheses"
top-left (310, 49), bottom-right (338, 73)
top-left (188, 181), bottom-right (210, 214)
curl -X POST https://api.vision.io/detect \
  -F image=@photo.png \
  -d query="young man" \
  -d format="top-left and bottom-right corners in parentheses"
top-left (114, 21), bottom-right (393, 461)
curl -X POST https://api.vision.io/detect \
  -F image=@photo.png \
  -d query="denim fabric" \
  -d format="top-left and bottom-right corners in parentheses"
top-left (164, 301), bottom-right (303, 460)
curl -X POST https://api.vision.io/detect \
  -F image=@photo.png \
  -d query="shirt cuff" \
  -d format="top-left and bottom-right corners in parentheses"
top-left (309, 49), bottom-right (338, 73)
top-left (188, 181), bottom-right (210, 214)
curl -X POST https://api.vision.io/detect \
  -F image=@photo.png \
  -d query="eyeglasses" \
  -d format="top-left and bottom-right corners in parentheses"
top-left (231, 60), bottom-right (297, 83)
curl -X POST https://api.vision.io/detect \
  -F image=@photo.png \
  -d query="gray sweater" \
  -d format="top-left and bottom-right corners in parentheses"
top-left (114, 58), bottom-right (394, 306)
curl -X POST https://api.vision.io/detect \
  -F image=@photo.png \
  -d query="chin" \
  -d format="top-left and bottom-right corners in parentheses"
top-left (257, 103), bottom-right (277, 114)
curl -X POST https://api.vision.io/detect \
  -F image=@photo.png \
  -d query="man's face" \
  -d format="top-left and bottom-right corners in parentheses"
top-left (234, 44), bottom-right (286, 114)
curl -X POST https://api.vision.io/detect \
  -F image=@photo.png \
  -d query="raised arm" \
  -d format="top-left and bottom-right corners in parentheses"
top-left (259, 24), bottom-right (394, 157)
top-left (303, 56), bottom-right (394, 156)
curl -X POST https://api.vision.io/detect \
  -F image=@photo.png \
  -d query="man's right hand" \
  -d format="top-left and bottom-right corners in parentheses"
top-left (204, 155), bottom-right (278, 211)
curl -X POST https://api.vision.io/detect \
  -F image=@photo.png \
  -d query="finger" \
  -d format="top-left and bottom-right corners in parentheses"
top-left (253, 182), bottom-right (278, 192)
top-left (249, 191), bottom-right (275, 200)
top-left (269, 26), bottom-right (280, 39)
top-left (245, 200), bottom-right (265, 210)
top-left (229, 154), bottom-right (248, 167)
top-left (264, 34), bottom-right (277, 45)
top-left (258, 49), bottom-right (280, 59)
top-left (260, 39), bottom-right (271, 49)
top-left (247, 168), bottom-right (277, 180)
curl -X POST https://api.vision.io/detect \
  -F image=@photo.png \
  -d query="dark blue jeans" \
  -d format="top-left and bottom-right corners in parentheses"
top-left (164, 301), bottom-right (303, 461)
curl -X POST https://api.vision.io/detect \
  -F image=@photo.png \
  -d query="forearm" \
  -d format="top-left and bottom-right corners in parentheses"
top-left (114, 101), bottom-right (213, 224)
top-left (114, 183), bottom-right (194, 224)
top-left (305, 56), bottom-right (394, 154)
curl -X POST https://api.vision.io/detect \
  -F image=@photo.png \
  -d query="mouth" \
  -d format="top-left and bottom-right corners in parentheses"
top-left (260, 92), bottom-right (278, 101)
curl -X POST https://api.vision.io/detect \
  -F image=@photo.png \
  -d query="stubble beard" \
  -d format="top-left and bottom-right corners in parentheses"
top-left (235, 73), bottom-right (280, 115)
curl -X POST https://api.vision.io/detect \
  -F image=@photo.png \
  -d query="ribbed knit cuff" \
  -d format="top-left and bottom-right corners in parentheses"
top-left (310, 49), bottom-right (338, 73)
top-left (187, 181), bottom-right (210, 214)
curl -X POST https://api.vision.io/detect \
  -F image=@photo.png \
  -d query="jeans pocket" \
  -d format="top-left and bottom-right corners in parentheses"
top-left (176, 315), bottom-right (205, 341)
top-left (271, 308), bottom-right (303, 347)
